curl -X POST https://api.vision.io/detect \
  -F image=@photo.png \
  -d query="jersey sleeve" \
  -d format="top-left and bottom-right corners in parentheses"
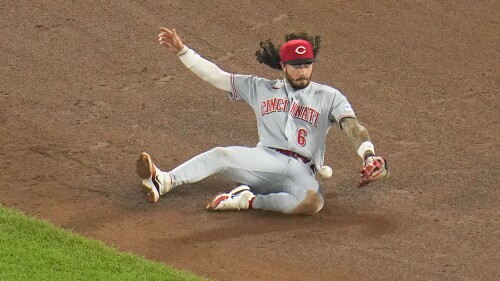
top-left (329, 91), bottom-right (356, 124)
top-left (229, 74), bottom-right (260, 106)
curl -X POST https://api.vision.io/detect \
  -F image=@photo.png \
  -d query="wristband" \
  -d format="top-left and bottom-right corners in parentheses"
top-left (357, 141), bottom-right (375, 159)
top-left (176, 45), bottom-right (189, 56)
top-left (177, 46), bottom-right (200, 68)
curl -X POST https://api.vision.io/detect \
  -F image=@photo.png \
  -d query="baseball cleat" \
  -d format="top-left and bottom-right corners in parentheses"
top-left (206, 185), bottom-right (255, 211)
top-left (135, 152), bottom-right (172, 203)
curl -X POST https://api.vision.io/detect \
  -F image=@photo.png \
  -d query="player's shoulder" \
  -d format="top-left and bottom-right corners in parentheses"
top-left (252, 76), bottom-right (283, 90)
top-left (310, 82), bottom-right (344, 97)
top-left (233, 74), bottom-right (276, 86)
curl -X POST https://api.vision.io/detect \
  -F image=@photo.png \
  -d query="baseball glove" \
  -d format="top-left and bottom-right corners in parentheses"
top-left (358, 156), bottom-right (389, 187)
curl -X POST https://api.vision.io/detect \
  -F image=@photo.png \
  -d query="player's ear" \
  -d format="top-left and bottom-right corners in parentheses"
top-left (280, 62), bottom-right (286, 71)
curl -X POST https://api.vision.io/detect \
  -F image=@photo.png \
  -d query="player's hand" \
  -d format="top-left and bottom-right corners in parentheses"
top-left (158, 27), bottom-right (185, 53)
top-left (358, 156), bottom-right (389, 187)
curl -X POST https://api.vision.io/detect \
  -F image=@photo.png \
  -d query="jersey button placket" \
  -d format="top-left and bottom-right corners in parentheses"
top-left (285, 94), bottom-right (297, 146)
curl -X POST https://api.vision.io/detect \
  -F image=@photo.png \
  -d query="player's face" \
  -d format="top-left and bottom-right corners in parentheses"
top-left (283, 63), bottom-right (314, 90)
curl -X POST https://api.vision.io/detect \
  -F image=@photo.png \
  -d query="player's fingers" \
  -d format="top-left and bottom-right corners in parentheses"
top-left (158, 34), bottom-right (177, 47)
top-left (158, 34), bottom-right (169, 41)
top-left (159, 41), bottom-right (173, 48)
top-left (160, 28), bottom-right (177, 41)
top-left (158, 38), bottom-right (169, 46)
top-left (158, 32), bottom-right (175, 40)
top-left (159, 27), bottom-right (173, 34)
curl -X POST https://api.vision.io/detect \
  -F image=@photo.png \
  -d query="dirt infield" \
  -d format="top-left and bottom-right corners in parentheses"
top-left (1, 1), bottom-right (498, 280)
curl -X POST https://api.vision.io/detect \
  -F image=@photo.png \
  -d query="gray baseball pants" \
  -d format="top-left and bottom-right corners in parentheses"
top-left (169, 146), bottom-right (325, 214)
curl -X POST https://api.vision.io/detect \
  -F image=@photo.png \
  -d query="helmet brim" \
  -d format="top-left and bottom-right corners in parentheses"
top-left (283, 58), bottom-right (317, 65)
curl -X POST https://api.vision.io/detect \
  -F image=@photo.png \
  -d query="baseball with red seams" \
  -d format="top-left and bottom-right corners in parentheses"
top-left (318, 166), bottom-right (333, 179)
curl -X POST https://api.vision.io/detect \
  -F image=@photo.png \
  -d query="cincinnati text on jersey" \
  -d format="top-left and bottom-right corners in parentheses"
top-left (261, 98), bottom-right (320, 127)
top-left (261, 98), bottom-right (289, 116)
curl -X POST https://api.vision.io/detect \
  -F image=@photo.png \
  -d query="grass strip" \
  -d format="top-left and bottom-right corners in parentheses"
top-left (0, 205), bottom-right (209, 281)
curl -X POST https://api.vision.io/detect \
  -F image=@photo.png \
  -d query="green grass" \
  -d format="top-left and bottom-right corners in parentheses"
top-left (0, 205), bottom-right (209, 281)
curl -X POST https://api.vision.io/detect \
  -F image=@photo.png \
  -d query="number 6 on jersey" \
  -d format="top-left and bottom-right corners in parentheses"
top-left (297, 128), bottom-right (308, 146)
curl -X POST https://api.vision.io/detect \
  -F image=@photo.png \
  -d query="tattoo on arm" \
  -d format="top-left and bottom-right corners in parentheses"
top-left (340, 117), bottom-right (371, 153)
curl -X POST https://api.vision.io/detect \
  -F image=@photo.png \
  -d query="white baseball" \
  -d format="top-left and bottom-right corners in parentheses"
top-left (318, 166), bottom-right (333, 179)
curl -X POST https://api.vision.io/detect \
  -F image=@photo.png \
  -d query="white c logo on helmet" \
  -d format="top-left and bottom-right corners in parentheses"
top-left (295, 46), bottom-right (307, 55)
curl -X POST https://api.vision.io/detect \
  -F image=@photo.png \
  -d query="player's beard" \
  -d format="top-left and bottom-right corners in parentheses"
top-left (285, 72), bottom-right (312, 90)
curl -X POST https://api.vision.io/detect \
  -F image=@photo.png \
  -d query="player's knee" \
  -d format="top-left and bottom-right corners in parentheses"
top-left (209, 147), bottom-right (231, 158)
top-left (290, 190), bottom-right (324, 215)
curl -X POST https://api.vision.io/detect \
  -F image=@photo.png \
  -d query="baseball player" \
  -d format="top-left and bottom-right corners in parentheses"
top-left (135, 27), bottom-right (389, 215)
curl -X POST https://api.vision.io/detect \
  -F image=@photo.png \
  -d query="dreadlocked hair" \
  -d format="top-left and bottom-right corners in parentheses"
top-left (255, 32), bottom-right (321, 70)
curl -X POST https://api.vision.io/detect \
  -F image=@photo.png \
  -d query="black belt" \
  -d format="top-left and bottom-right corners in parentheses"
top-left (272, 148), bottom-right (311, 164)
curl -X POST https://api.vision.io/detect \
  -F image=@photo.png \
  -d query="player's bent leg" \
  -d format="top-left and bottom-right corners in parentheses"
top-left (288, 190), bottom-right (324, 215)
top-left (251, 189), bottom-right (324, 215)
top-left (249, 157), bottom-right (324, 215)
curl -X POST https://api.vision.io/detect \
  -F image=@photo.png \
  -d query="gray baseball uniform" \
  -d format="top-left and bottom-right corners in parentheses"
top-left (165, 47), bottom-right (356, 214)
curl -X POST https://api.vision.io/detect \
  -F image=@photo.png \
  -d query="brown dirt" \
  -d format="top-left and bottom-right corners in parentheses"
top-left (1, 1), bottom-right (499, 280)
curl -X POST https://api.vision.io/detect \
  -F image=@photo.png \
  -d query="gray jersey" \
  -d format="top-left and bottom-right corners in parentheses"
top-left (230, 74), bottom-right (356, 171)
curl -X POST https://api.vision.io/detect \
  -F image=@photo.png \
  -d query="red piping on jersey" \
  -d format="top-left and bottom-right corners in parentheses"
top-left (336, 114), bottom-right (356, 122)
top-left (231, 74), bottom-right (239, 99)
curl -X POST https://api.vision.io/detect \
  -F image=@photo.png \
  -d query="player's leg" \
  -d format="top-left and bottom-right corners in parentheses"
top-left (137, 147), bottom-right (324, 214)
top-left (135, 146), bottom-right (287, 203)
top-left (250, 160), bottom-right (325, 215)
top-left (206, 149), bottom-right (325, 215)
top-left (207, 161), bottom-right (324, 215)
top-left (170, 146), bottom-right (288, 186)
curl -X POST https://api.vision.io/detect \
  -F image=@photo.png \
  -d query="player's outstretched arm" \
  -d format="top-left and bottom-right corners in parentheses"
top-left (339, 117), bottom-right (389, 186)
top-left (158, 27), bottom-right (232, 92)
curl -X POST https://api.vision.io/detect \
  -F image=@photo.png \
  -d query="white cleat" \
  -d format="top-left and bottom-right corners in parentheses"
top-left (135, 152), bottom-right (172, 203)
top-left (206, 185), bottom-right (255, 211)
